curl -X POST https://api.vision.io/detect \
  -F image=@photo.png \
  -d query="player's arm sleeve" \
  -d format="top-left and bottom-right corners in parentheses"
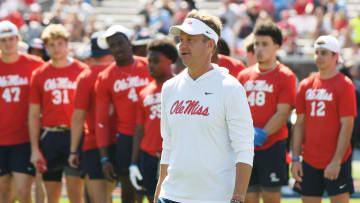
top-left (74, 71), bottom-right (91, 110)
top-left (296, 81), bottom-right (306, 114)
top-left (278, 72), bottom-right (297, 107)
top-left (32, 58), bottom-right (44, 70)
top-left (236, 72), bottom-right (245, 86)
top-left (136, 97), bottom-right (145, 125)
top-left (29, 71), bottom-right (41, 104)
top-left (160, 86), bottom-right (172, 165)
top-left (225, 83), bottom-right (254, 166)
top-left (95, 74), bottom-right (112, 148)
top-left (235, 60), bottom-right (246, 73)
top-left (338, 80), bottom-right (357, 117)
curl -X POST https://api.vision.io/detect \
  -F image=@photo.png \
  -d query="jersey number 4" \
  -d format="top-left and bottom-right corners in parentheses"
top-left (310, 101), bottom-right (325, 117)
top-left (128, 87), bottom-right (138, 102)
top-left (2, 87), bottom-right (20, 102)
top-left (248, 91), bottom-right (266, 106)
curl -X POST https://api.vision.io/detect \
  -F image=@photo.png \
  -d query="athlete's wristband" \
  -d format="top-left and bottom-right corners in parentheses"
top-left (292, 156), bottom-right (300, 162)
top-left (231, 199), bottom-right (244, 203)
top-left (100, 157), bottom-right (109, 163)
top-left (70, 151), bottom-right (78, 155)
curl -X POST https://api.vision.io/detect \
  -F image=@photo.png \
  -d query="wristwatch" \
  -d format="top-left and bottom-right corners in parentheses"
top-left (231, 199), bottom-right (244, 203)
top-left (292, 156), bottom-right (301, 162)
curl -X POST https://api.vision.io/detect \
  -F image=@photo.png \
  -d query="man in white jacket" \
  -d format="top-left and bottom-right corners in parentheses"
top-left (154, 10), bottom-right (254, 203)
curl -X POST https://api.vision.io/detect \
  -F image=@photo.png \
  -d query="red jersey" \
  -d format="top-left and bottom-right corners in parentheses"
top-left (296, 73), bottom-right (356, 169)
top-left (237, 63), bottom-right (296, 150)
top-left (29, 59), bottom-right (87, 128)
top-left (74, 65), bottom-right (117, 151)
top-left (0, 53), bottom-right (43, 145)
top-left (218, 54), bottom-right (246, 77)
top-left (95, 56), bottom-right (151, 147)
top-left (136, 80), bottom-right (163, 157)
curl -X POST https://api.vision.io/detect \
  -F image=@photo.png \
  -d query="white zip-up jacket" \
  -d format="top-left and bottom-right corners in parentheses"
top-left (159, 65), bottom-right (254, 203)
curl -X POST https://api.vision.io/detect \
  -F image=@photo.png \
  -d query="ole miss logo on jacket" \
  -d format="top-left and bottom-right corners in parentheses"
top-left (170, 100), bottom-right (209, 116)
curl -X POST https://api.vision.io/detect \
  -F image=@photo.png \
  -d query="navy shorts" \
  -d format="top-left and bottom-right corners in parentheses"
top-left (137, 150), bottom-right (159, 196)
top-left (39, 130), bottom-right (81, 181)
top-left (156, 198), bottom-right (180, 203)
top-left (115, 133), bottom-right (133, 176)
top-left (0, 142), bottom-right (35, 176)
top-left (294, 158), bottom-right (354, 196)
top-left (249, 140), bottom-right (288, 188)
top-left (82, 145), bottom-right (116, 179)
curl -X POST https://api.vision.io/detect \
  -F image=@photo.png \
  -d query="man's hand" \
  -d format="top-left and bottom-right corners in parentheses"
top-left (324, 160), bottom-right (341, 180)
top-left (129, 164), bottom-right (143, 190)
top-left (254, 127), bottom-right (268, 146)
top-left (102, 160), bottom-right (117, 181)
top-left (30, 149), bottom-right (45, 167)
top-left (291, 161), bottom-right (303, 182)
top-left (68, 153), bottom-right (80, 168)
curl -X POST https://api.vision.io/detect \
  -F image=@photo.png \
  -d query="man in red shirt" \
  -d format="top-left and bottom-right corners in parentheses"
top-left (292, 35), bottom-right (356, 202)
top-left (0, 20), bottom-right (43, 203)
top-left (28, 24), bottom-right (87, 203)
top-left (68, 31), bottom-right (116, 203)
top-left (129, 38), bottom-right (178, 203)
top-left (237, 22), bottom-right (297, 203)
top-left (211, 40), bottom-right (246, 77)
top-left (95, 25), bottom-right (152, 203)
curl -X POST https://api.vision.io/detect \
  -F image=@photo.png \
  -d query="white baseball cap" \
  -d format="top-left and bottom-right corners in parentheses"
top-left (0, 20), bottom-right (19, 39)
top-left (169, 18), bottom-right (219, 44)
top-left (97, 25), bottom-right (134, 49)
top-left (314, 35), bottom-right (343, 63)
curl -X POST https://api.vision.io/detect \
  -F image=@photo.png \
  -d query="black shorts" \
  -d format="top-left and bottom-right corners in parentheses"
top-left (137, 150), bottom-right (159, 196)
top-left (0, 142), bottom-right (35, 176)
top-left (115, 133), bottom-right (133, 176)
top-left (82, 145), bottom-right (116, 179)
top-left (249, 140), bottom-right (288, 188)
top-left (293, 158), bottom-right (354, 196)
top-left (39, 130), bottom-right (81, 181)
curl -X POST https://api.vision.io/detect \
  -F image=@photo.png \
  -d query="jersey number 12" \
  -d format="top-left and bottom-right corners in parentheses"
top-left (310, 101), bottom-right (325, 117)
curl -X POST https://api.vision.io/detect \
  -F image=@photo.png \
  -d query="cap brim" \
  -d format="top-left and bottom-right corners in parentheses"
top-left (169, 24), bottom-right (201, 36)
top-left (97, 25), bottom-right (134, 49)
top-left (0, 33), bottom-right (18, 39)
top-left (97, 36), bottom-right (109, 49)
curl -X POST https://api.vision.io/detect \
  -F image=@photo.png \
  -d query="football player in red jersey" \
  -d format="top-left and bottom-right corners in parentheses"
top-left (29, 24), bottom-right (87, 203)
top-left (68, 31), bottom-right (116, 203)
top-left (211, 38), bottom-right (246, 77)
top-left (95, 25), bottom-right (152, 203)
top-left (237, 22), bottom-right (297, 203)
top-left (292, 35), bottom-right (356, 203)
top-left (0, 20), bottom-right (43, 203)
top-left (129, 38), bottom-right (178, 203)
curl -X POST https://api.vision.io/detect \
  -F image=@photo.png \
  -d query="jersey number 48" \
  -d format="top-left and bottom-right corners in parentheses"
top-left (247, 91), bottom-right (266, 106)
